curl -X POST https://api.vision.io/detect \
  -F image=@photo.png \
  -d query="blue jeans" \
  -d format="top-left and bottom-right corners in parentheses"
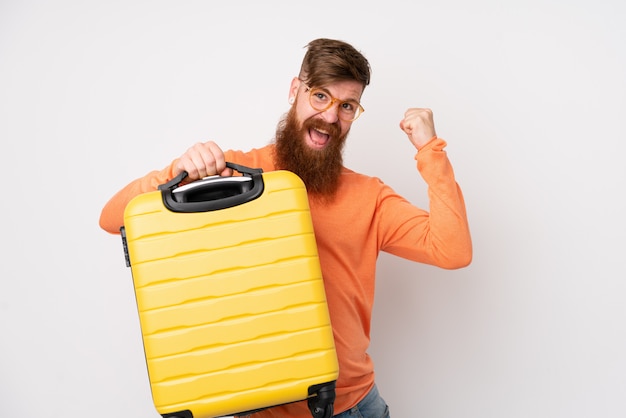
top-left (333, 384), bottom-right (390, 418)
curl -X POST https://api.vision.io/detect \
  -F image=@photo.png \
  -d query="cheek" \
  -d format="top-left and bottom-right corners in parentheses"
top-left (339, 121), bottom-right (352, 136)
top-left (295, 103), bottom-right (317, 122)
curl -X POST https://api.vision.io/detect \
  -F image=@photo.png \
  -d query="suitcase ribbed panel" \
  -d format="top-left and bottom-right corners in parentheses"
top-left (123, 170), bottom-right (338, 418)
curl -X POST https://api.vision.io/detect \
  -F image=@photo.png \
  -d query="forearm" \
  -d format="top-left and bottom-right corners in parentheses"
top-left (383, 138), bottom-right (471, 267)
top-left (417, 138), bottom-right (472, 267)
top-left (98, 162), bottom-right (178, 234)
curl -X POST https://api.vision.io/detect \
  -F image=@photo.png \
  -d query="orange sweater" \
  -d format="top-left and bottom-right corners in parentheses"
top-left (99, 138), bottom-right (472, 417)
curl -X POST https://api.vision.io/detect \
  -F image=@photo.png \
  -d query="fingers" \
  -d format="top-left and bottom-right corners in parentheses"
top-left (401, 108), bottom-right (434, 132)
top-left (175, 141), bottom-right (227, 181)
top-left (400, 108), bottom-right (437, 149)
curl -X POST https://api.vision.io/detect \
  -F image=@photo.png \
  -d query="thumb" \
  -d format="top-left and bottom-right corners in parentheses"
top-left (219, 166), bottom-right (234, 177)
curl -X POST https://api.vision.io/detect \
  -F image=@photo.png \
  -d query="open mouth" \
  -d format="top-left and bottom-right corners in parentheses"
top-left (307, 127), bottom-right (331, 149)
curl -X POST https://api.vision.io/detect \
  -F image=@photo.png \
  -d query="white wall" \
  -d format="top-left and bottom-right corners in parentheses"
top-left (1, 1), bottom-right (624, 417)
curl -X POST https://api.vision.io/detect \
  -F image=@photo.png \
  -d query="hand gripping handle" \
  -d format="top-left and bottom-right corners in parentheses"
top-left (158, 162), bottom-right (264, 213)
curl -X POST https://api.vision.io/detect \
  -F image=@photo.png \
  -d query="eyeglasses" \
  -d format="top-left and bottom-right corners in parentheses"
top-left (302, 84), bottom-right (365, 122)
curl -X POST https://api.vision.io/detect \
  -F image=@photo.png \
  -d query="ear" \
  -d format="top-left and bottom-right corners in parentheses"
top-left (288, 77), bottom-right (301, 102)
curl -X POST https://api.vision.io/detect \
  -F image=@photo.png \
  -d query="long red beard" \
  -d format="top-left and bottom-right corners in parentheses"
top-left (273, 107), bottom-right (348, 198)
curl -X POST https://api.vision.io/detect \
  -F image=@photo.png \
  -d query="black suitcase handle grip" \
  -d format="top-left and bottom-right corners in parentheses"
top-left (158, 162), bottom-right (264, 213)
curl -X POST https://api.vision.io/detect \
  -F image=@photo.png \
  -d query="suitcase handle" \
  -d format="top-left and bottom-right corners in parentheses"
top-left (158, 162), bottom-right (265, 213)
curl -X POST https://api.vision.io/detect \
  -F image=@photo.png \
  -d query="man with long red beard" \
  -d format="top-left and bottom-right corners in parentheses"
top-left (273, 99), bottom-right (345, 197)
top-left (100, 38), bottom-right (472, 418)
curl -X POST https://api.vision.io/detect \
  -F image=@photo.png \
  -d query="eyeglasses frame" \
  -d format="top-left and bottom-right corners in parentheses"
top-left (300, 82), bottom-right (365, 122)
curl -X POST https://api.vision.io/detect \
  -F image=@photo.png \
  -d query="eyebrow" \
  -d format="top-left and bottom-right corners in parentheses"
top-left (317, 86), bottom-right (360, 103)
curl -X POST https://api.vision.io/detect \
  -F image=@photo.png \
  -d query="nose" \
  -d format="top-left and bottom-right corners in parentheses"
top-left (320, 101), bottom-right (340, 123)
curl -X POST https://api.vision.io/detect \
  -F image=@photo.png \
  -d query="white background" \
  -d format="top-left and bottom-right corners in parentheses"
top-left (1, 1), bottom-right (625, 417)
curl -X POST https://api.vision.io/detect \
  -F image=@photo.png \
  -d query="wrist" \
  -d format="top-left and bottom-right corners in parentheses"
top-left (416, 135), bottom-right (438, 151)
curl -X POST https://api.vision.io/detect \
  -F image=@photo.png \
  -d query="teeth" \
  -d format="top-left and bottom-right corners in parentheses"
top-left (308, 127), bottom-right (330, 148)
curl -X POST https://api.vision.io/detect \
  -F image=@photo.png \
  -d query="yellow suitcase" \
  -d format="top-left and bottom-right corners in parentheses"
top-left (121, 163), bottom-right (338, 418)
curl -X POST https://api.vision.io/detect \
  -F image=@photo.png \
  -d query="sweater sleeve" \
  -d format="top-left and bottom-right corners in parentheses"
top-left (379, 137), bottom-right (472, 269)
top-left (98, 147), bottom-right (274, 235)
top-left (98, 160), bottom-right (179, 234)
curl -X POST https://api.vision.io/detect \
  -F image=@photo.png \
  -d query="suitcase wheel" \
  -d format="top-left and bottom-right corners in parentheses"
top-left (308, 381), bottom-right (336, 418)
